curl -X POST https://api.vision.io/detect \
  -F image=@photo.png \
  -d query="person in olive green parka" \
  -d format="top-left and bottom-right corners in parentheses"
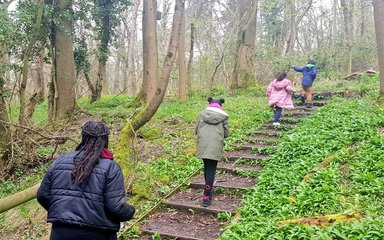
top-left (195, 97), bottom-right (230, 207)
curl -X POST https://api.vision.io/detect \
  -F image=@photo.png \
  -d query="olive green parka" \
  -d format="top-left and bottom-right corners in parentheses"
top-left (195, 107), bottom-right (230, 161)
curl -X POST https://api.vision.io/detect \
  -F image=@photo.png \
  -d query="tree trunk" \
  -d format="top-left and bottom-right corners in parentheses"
top-left (0, 183), bottom-right (40, 214)
top-left (19, 0), bottom-right (44, 125)
top-left (231, 0), bottom-right (258, 89)
top-left (340, 0), bottom-right (354, 74)
top-left (373, 0), bottom-right (384, 99)
top-left (126, 0), bottom-right (140, 96)
top-left (49, 0), bottom-right (76, 121)
top-left (186, 21), bottom-right (195, 96)
top-left (94, 0), bottom-right (112, 101)
top-left (283, 0), bottom-right (313, 55)
top-left (116, 0), bottom-right (184, 188)
top-left (0, 53), bottom-right (11, 163)
top-left (178, 2), bottom-right (187, 100)
top-left (140, 0), bottom-right (159, 103)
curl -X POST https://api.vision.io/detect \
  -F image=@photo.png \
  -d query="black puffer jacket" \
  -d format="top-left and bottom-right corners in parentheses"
top-left (37, 151), bottom-right (135, 232)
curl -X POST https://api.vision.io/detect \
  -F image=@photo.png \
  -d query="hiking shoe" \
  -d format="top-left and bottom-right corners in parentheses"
top-left (272, 122), bottom-right (281, 126)
top-left (300, 94), bottom-right (306, 104)
top-left (202, 195), bottom-right (211, 207)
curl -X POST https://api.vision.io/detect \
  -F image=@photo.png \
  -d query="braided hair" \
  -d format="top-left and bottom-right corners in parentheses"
top-left (71, 121), bottom-right (110, 185)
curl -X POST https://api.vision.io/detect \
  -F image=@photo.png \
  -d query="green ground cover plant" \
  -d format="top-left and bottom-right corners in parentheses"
top-left (221, 98), bottom-right (384, 240)
top-left (0, 94), bottom-right (272, 239)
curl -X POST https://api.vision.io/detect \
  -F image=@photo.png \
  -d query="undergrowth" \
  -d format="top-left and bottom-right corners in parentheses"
top-left (221, 98), bottom-right (384, 240)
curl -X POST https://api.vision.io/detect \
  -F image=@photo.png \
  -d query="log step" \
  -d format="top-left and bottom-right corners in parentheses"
top-left (165, 188), bottom-right (241, 214)
top-left (224, 150), bottom-right (268, 162)
top-left (282, 110), bottom-right (313, 116)
top-left (217, 162), bottom-right (263, 172)
top-left (253, 129), bottom-right (287, 136)
top-left (263, 122), bottom-right (296, 129)
top-left (243, 135), bottom-right (280, 142)
top-left (141, 210), bottom-right (222, 240)
top-left (233, 142), bottom-right (275, 151)
top-left (190, 173), bottom-right (256, 190)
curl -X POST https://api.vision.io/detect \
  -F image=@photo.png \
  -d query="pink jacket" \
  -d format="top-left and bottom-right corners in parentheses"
top-left (266, 79), bottom-right (296, 109)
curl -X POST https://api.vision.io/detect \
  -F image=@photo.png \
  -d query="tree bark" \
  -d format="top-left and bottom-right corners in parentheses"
top-left (19, 0), bottom-right (44, 125)
top-left (373, 0), bottom-right (384, 98)
top-left (0, 183), bottom-right (40, 214)
top-left (178, 2), bottom-right (187, 100)
top-left (231, 0), bottom-right (258, 89)
top-left (186, 21), bottom-right (195, 96)
top-left (116, 0), bottom-right (184, 188)
top-left (125, 0), bottom-right (140, 96)
top-left (94, 0), bottom-right (112, 101)
top-left (282, 0), bottom-right (313, 55)
top-left (25, 50), bottom-right (46, 120)
top-left (0, 6), bottom-right (11, 163)
top-left (49, 0), bottom-right (76, 121)
top-left (139, 0), bottom-right (159, 103)
top-left (0, 54), bottom-right (10, 163)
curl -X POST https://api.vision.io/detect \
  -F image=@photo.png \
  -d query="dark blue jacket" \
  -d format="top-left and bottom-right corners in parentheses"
top-left (37, 151), bottom-right (135, 232)
top-left (293, 64), bottom-right (317, 87)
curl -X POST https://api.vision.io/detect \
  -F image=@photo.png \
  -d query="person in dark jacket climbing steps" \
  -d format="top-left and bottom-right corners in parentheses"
top-left (292, 59), bottom-right (318, 108)
top-left (37, 121), bottom-right (135, 240)
top-left (195, 97), bottom-right (230, 207)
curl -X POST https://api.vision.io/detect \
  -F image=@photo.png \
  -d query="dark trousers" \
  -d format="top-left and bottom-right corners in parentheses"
top-left (51, 224), bottom-right (117, 240)
top-left (203, 159), bottom-right (218, 196)
top-left (274, 106), bottom-right (283, 123)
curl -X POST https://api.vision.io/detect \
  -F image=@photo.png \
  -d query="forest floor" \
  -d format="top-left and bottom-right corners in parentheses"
top-left (0, 74), bottom-right (381, 240)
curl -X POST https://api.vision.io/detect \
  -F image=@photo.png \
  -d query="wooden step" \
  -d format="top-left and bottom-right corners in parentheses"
top-left (224, 150), bottom-right (268, 162)
top-left (295, 100), bottom-right (331, 106)
top-left (253, 128), bottom-right (286, 136)
top-left (263, 122), bottom-right (296, 130)
top-left (233, 142), bottom-right (275, 151)
top-left (190, 173), bottom-right (256, 190)
top-left (268, 117), bottom-right (303, 123)
top-left (141, 210), bottom-right (222, 240)
top-left (165, 188), bottom-right (241, 214)
top-left (282, 110), bottom-right (313, 116)
top-left (217, 162), bottom-right (263, 172)
top-left (293, 106), bottom-right (320, 111)
top-left (243, 135), bottom-right (280, 142)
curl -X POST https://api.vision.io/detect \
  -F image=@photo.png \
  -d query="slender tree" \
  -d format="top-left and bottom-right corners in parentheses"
top-left (139, 0), bottom-right (159, 103)
top-left (373, 0), bottom-right (384, 100)
top-left (178, 0), bottom-right (187, 100)
top-left (48, 0), bottom-right (76, 121)
top-left (231, 0), bottom-right (258, 89)
top-left (116, 0), bottom-right (185, 186)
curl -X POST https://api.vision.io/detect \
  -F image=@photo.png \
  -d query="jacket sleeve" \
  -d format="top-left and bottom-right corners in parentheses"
top-left (36, 165), bottom-right (53, 211)
top-left (293, 66), bottom-right (304, 72)
top-left (285, 83), bottom-right (296, 93)
top-left (223, 120), bottom-right (230, 138)
top-left (312, 67), bottom-right (318, 79)
top-left (104, 164), bottom-right (135, 222)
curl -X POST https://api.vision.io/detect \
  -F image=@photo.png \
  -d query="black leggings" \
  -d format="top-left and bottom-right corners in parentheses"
top-left (203, 159), bottom-right (218, 196)
top-left (50, 224), bottom-right (117, 240)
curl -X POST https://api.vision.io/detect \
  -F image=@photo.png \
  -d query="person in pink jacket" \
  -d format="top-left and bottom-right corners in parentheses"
top-left (266, 72), bottom-right (296, 126)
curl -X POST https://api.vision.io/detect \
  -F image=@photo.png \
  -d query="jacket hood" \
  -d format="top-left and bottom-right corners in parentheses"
top-left (272, 79), bottom-right (291, 90)
top-left (201, 107), bottom-right (228, 125)
top-left (304, 65), bottom-right (317, 74)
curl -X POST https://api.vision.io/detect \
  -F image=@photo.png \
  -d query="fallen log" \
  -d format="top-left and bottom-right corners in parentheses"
top-left (343, 70), bottom-right (376, 80)
top-left (0, 183), bottom-right (40, 214)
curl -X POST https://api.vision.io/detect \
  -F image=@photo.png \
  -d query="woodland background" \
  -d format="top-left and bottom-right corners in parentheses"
top-left (1, 0), bottom-right (384, 239)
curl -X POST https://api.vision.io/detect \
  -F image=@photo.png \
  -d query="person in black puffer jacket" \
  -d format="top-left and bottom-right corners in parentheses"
top-left (37, 121), bottom-right (135, 240)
